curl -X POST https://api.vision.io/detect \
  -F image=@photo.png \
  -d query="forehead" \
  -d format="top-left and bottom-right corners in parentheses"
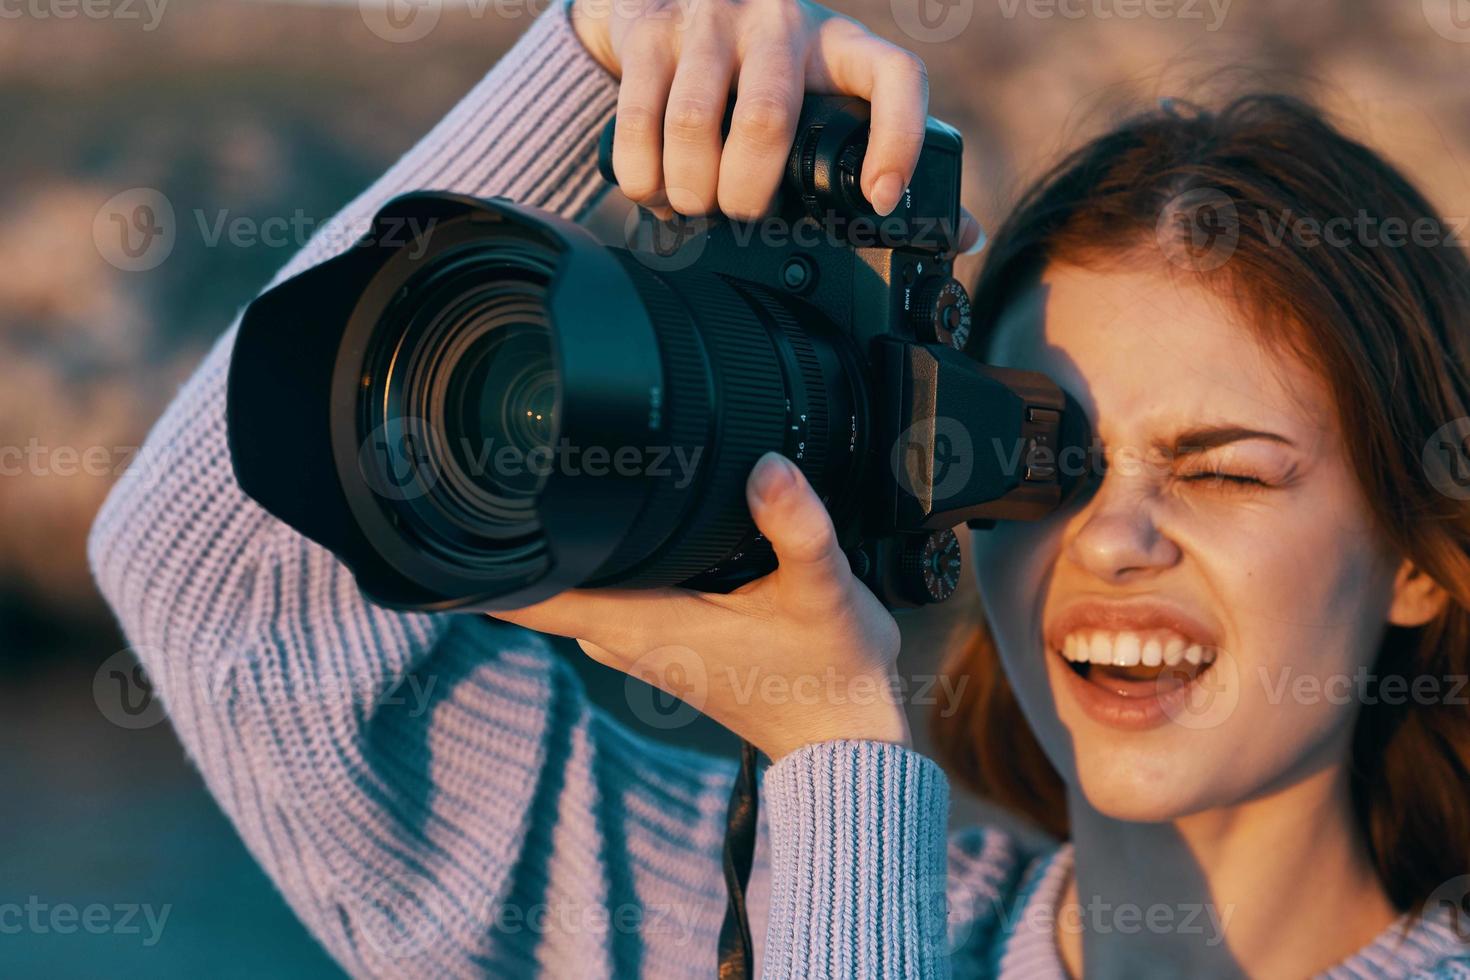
top-left (984, 261), bottom-right (1334, 447)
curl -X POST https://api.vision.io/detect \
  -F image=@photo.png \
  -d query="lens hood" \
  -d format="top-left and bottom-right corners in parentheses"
top-left (230, 192), bottom-right (666, 611)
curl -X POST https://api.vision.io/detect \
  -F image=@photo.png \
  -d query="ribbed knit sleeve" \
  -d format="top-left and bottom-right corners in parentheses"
top-left (87, 6), bottom-right (744, 978)
top-left (87, 4), bottom-right (968, 978)
top-left (761, 740), bottom-right (952, 978)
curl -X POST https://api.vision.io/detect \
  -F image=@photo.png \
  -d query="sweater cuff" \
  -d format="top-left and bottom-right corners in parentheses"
top-left (761, 740), bottom-right (952, 978)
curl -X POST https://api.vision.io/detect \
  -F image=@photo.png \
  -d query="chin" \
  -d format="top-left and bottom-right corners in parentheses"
top-left (1069, 743), bottom-right (1221, 823)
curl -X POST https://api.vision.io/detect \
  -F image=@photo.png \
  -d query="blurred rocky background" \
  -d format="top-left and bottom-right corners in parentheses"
top-left (3, 0), bottom-right (1468, 974)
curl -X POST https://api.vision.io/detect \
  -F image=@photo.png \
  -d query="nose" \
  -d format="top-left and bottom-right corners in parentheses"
top-left (1064, 473), bottom-right (1180, 582)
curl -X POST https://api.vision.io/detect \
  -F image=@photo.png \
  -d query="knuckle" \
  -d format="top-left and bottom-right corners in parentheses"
top-left (717, 190), bottom-right (769, 223)
top-left (616, 104), bottom-right (661, 142)
top-left (731, 94), bottom-right (795, 147)
top-left (666, 184), bottom-right (716, 216)
top-left (885, 47), bottom-right (929, 87)
top-left (616, 168), bottom-right (661, 204)
top-left (786, 520), bottom-right (839, 566)
top-left (665, 96), bottom-right (723, 141)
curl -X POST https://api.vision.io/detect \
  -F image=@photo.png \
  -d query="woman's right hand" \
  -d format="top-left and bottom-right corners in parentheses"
top-left (487, 453), bottom-right (911, 762)
top-left (569, 0), bottom-right (982, 242)
top-left (533, 0), bottom-right (977, 759)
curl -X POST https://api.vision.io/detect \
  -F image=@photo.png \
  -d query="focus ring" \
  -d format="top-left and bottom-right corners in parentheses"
top-left (733, 282), bottom-right (831, 489)
top-left (643, 271), bottom-right (790, 581)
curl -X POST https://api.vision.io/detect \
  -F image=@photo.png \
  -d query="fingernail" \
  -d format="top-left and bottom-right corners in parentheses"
top-left (962, 224), bottom-right (989, 256)
top-left (870, 173), bottom-right (904, 217)
top-left (750, 452), bottom-right (796, 505)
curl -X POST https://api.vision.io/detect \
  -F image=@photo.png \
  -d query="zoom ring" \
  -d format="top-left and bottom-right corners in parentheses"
top-left (590, 261), bottom-right (791, 586)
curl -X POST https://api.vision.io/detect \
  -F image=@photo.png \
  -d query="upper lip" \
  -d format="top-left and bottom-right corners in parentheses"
top-left (1044, 597), bottom-right (1224, 653)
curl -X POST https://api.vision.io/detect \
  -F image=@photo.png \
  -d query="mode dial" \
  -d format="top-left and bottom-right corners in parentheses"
top-left (911, 277), bottom-right (972, 349)
top-left (898, 529), bottom-right (962, 604)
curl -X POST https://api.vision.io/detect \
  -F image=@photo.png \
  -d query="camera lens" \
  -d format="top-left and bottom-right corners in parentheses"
top-left (360, 237), bottom-right (570, 585)
top-left (446, 322), bottom-right (558, 498)
top-left (342, 200), bottom-right (866, 608)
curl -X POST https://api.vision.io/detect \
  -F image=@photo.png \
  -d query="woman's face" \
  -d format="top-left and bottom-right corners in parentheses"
top-left (970, 259), bottom-right (1406, 822)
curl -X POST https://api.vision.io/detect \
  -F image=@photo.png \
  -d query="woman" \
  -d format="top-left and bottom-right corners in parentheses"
top-left (89, 0), bottom-right (1470, 974)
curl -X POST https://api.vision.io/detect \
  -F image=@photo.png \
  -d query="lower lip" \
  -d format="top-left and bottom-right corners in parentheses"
top-left (1054, 652), bottom-right (1213, 731)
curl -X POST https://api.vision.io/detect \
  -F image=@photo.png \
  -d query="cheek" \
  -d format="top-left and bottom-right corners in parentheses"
top-left (1161, 494), bottom-right (1398, 787)
top-left (1182, 493), bottom-right (1393, 687)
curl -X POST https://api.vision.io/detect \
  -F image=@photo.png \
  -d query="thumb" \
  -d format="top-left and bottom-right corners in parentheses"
top-left (745, 452), bottom-right (850, 604)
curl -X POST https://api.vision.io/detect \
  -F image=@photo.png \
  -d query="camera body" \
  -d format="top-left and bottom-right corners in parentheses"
top-left (227, 96), bottom-right (1092, 614)
top-left (593, 97), bottom-right (1087, 603)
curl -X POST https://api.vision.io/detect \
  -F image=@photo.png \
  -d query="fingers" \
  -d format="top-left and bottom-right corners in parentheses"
top-left (715, 38), bottom-right (803, 220)
top-left (813, 22), bottom-right (929, 216)
top-left (745, 452), bottom-right (851, 608)
top-left (663, 27), bottom-right (736, 215)
top-left (612, 24), bottom-right (677, 208)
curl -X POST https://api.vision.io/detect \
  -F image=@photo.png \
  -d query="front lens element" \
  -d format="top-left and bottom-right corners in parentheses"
top-left (447, 321), bottom-right (558, 500)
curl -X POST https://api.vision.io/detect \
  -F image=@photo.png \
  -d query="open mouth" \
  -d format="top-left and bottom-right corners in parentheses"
top-left (1062, 632), bottom-right (1219, 694)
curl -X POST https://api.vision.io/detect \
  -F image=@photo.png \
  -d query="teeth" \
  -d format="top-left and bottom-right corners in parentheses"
top-left (1057, 630), bottom-right (1214, 669)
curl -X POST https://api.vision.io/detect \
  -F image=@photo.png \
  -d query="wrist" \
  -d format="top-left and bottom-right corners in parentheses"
top-left (763, 689), bottom-right (912, 761)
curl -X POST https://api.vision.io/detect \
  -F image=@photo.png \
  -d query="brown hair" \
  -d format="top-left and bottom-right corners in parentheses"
top-left (931, 94), bottom-right (1470, 913)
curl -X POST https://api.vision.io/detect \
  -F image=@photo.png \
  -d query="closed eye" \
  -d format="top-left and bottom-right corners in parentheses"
top-left (1181, 470), bottom-right (1267, 488)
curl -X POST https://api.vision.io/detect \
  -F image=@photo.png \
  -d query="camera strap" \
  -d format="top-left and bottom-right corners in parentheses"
top-left (716, 739), bottom-right (760, 979)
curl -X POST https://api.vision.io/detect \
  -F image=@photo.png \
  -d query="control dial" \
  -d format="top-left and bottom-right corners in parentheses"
top-left (835, 138), bottom-right (915, 221)
top-left (898, 529), bottom-right (962, 604)
top-left (911, 277), bottom-right (972, 349)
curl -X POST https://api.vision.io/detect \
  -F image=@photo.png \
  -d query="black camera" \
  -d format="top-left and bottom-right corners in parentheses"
top-left (227, 95), bottom-right (1094, 612)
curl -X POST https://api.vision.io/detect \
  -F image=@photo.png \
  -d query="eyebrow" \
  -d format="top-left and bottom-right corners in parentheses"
top-left (1159, 425), bottom-right (1297, 455)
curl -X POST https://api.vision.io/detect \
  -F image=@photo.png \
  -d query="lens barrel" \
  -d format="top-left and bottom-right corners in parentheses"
top-left (588, 254), bottom-right (863, 589)
top-left (335, 194), bottom-right (863, 610)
